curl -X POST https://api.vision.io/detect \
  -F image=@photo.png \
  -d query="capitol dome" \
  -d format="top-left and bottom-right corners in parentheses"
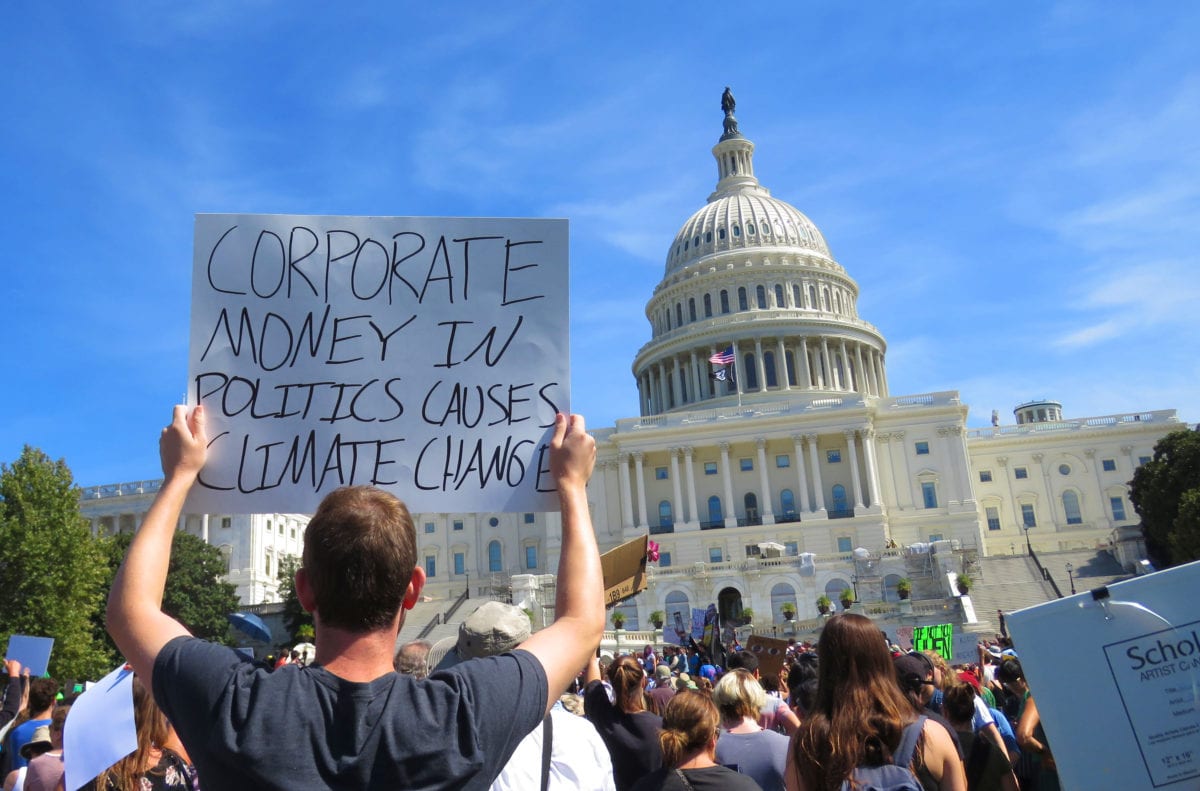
top-left (632, 90), bottom-right (889, 417)
top-left (665, 179), bottom-right (833, 277)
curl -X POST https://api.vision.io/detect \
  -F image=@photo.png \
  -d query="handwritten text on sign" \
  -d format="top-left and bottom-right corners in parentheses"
top-left (187, 215), bottom-right (569, 514)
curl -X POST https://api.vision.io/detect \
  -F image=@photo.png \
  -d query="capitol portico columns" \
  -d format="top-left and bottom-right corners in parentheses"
top-left (756, 438), bottom-right (775, 523)
top-left (683, 447), bottom-right (699, 529)
top-left (845, 429), bottom-right (865, 511)
top-left (862, 429), bottom-right (883, 513)
top-left (806, 435), bottom-right (828, 517)
top-left (719, 442), bottom-right (736, 527)
top-left (792, 435), bottom-right (812, 513)
top-left (618, 454), bottom-right (635, 530)
top-left (669, 448), bottom-right (684, 526)
top-left (633, 452), bottom-right (649, 530)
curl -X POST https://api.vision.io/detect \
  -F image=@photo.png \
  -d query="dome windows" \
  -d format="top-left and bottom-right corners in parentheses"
top-left (718, 228), bottom-right (726, 240)
top-left (762, 223), bottom-right (771, 236)
top-left (738, 287), bottom-right (749, 311)
top-left (733, 224), bottom-right (741, 237)
top-left (705, 231), bottom-right (712, 243)
top-left (756, 285), bottom-right (767, 309)
top-left (720, 290), bottom-right (730, 314)
top-left (703, 294), bottom-right (712, 317)
top-left (747, 222), bottom-right (756, 235)
top-left (775, 284), bottom-right (785, 308)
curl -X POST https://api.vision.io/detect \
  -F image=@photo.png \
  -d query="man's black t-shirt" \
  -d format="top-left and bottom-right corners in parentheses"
top-left (153, 636), bottom-right (547, 790)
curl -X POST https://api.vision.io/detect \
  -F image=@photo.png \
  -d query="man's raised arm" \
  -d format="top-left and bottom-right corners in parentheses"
top-left (518, 413), bottom-right (605, 714)
top-left (106, 405), bottom-right (208, 688)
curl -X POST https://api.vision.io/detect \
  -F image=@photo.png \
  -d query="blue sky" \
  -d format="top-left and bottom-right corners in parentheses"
top-left (3, 2), bottom-right (1197, 488)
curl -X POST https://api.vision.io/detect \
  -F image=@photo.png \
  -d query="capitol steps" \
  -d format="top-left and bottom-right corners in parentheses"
top-left (966, 555), bottom-right (1058, 635)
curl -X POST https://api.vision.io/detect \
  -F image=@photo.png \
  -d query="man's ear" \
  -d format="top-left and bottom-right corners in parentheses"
top-left (402, 566), bottom-right (426, 610)
top-left (295, 567), bottom-right (316, 613)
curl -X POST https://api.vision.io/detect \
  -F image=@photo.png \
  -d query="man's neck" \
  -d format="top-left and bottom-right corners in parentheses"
top-left (31, 708), bottom-right (53, 721)
top-left (313, 625), bottom-right (399, 683)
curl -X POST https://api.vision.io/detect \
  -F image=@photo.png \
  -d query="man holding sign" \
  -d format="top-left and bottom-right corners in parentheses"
top-left (106, 405), bottom-right (603, 789)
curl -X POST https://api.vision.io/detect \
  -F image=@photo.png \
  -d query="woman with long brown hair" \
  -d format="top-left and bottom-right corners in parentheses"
top-left (82, 677), bottom-right (194, 790)
top-left (786, 614), bottom-right (965, 791)
top-left (631, 691), bottom-right (759, 791)
top-left (585, 654), bottom-right (663, 791)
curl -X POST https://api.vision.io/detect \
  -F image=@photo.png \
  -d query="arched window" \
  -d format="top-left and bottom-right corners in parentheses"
top-left (747, 222), bottom-right (756, 236)
top-left (825, 578), bottom-right (851, 598)
top-left (703, 293), bottom-right (713, 317)
top-left (1062, 491), bottom-right (1082, 525)
top-left (733, 224), bottom-right (741, 237)
top-left (785, 351), bottom-right (797, 386)
top-left (720, 290), bottom-right (730, 314)
top-left (832, 484), bottom-right (848, 514)
top-left (665, 591), bottom-right (690, 634)
top-left (718, 227), bottom-right (726, 240)
top-left (743, 353), bottom-right (758, 389)
top-left (774, 284), bottom-right (785, 307)
top-left (823, 287), bottom-right (831, 309)
top-left (808, 285), bottom-right (817, 308)
top-left (676, 303), bottom-right (683, 326)
top-left (883, 574), bottom-right (903, 602)
top-left (744, 492), bottom-right (759, 523)
top-left (688, 298), bottom-right (696, 322)
top-left (792, 284), bottom-right (801, 306)
top-left (488, 540), bottom-right (502, 572)
top-left (708, 495), bottom-right (723, 524)
top-left (764, 351), bottom-right (778, 388)
top-left (756, 285), bottom-right (767, 309)
top-left (780, 489), bottom-right (796, 517)
top-left (771, 582), bottom-right (797, 622)
top-left (659, 500), bottom-right (674, 528)
top-left (738, 287), bottom-right (749, 311)
top-left (834, 292), bottom-right (842, 313)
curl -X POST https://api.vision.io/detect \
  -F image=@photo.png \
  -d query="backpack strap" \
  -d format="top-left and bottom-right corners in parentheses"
top-left (894, 715), bottom-right (927, 768)
top-left (540, 712), bottom-right (554, 791)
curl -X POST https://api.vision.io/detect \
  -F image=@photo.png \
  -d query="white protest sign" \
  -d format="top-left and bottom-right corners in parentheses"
top-left (64, 665), bottom-right (136, 791)
top-left (187, 214), bottom-right (569, 514)
top-left (1008, 560), bottom-right (1200, 790)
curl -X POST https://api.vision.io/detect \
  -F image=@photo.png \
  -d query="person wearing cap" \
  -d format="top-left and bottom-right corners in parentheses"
top-left (431, 601), bottom-right (615, 791)
top-left (647, 665), bottom-right (675, 714)
top-left (106, 407), bottom-right (605, 790)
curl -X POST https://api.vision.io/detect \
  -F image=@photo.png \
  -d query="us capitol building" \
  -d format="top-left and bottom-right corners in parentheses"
top-left (79, 93), bottom-right (1180, 630)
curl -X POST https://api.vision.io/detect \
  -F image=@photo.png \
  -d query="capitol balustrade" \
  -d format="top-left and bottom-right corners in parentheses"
top-left (634, 308), bottom-right (885, 357)
top-left (81, 480), bottom-right (163, 499)
top-left (614, 391), bottom-right (964, 433)
top-left (645, 547), bottom-right (916, 582)
top-left (966, 410), bottom-right (1178, 439)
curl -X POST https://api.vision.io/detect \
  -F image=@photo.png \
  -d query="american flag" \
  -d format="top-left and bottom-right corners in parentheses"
top-left (709, 346), bottom-right (735, 365)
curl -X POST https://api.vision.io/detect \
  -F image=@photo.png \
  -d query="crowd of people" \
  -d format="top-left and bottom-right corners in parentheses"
top-left (0, 405), bottom-right (1062, 790)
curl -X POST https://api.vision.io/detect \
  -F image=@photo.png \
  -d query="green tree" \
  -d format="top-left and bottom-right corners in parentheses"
top-left (0, 447), bottom-right (111, 679)
top-left (277, 555), bottom-right (313, 641)
top-left (1130, 428), bottom-right (1200, 567)
top-left (98, 531), bottom-right (239, 653)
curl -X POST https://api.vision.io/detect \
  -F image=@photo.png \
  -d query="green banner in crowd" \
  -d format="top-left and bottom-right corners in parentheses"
top-left (911, 623), bottom-right (954, 662)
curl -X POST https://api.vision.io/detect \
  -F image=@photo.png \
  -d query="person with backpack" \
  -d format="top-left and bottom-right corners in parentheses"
top-left (786, 614), bottom-right (966, 791)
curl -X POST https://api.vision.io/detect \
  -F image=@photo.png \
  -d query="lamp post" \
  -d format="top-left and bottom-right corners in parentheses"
top-left (1024, 524), bottom-right (1033, 555)
top-left (851, 573), bottom-right (859, 602)
top-left (1065, 562), bottom-right (1075, 595)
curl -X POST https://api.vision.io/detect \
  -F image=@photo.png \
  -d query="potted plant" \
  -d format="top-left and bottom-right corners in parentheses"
top-left (649, 610), bottom-right (666, 629)
top-left (741, 607), bottom-right (754, 625)
top-left (816, 595), bottom-right (832, 615)
top-left (839, 588), bottom-right (855, 610)
top-left (896, 578), bottom-right (912, 601)
top-left (781, 601), bottom-right (797, 620)
top-left (611, 610), bottom-right (626, 630)
top-left (955, 573), bottom-right (972, 596)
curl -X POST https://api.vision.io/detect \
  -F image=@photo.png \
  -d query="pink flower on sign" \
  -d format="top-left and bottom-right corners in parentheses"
top-left (647, 540), bottom-right (660, 563)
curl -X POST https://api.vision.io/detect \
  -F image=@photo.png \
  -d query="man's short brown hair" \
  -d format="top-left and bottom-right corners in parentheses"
top-left (302, 486), bottom-right (417, 632)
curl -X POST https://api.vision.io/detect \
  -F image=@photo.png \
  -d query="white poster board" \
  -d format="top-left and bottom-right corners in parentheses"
top-left (64, 665), bottom-right (136, 791)
top-left (188, 214), bottom-right (569, 514)
top-left (1007, 560), bottom-right (1200, 790)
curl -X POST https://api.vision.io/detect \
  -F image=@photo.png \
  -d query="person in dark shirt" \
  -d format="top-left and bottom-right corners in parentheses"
top-left (106, 405), bottom-right (604, 790)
